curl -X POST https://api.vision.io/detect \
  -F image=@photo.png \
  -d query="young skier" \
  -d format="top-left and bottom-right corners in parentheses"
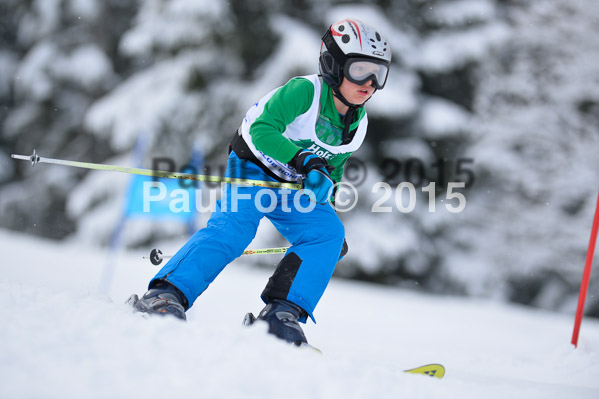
top-left (130, 19), bottom-right (392, 346)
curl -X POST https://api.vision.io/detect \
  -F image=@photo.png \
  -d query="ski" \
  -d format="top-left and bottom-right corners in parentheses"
top-left (296, 342), bottom-right (322, 354)
top-left (403, 363), bottom-right (445, 379)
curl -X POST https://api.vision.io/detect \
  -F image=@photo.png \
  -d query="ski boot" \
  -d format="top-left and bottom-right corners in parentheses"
top-left (127, 280), bottom-right (188, 321)
top-left (244, 299), bottom-right (309, 346)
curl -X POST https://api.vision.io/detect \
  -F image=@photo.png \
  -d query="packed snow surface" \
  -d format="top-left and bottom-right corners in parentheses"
top-left (0, 229), bottom-right (597, 399)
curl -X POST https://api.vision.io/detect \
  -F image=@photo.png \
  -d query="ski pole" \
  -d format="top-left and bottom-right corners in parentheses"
top-left (144, 247), bottom-right (289, 265)
top-left (11, 149), bottom-right (302, 190)
top-left (571, 190), bottom-right (599, 348)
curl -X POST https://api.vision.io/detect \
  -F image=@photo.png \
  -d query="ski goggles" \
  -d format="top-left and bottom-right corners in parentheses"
top-left (344, 58), bottom-right (390, 89)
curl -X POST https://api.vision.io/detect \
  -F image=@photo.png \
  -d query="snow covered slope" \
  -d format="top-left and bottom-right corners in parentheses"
top-left (0, 229), bottom-right (597, 399)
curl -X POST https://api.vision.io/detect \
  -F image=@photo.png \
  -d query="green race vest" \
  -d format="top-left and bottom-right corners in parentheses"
top-left (237, 74), bottom-right (368, 183)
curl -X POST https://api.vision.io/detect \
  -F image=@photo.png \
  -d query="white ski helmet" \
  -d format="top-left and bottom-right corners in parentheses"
top-left (319, 19), bottom-right (392, 90)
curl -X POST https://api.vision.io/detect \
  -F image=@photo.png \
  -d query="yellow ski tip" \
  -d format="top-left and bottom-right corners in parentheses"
top-left (404, 363), bottom-right (445, 379)
top-left (297, 342), bottom-right (322, 354)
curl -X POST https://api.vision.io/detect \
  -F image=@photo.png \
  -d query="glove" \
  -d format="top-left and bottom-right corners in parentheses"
top-left (293, 150), bottom-right (335, 204)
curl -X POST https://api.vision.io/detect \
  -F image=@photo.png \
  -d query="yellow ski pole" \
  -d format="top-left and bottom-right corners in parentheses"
top-left (144, 247), bottom-right (289, 265)
top-left (11, 149), bottom-right (302, 190)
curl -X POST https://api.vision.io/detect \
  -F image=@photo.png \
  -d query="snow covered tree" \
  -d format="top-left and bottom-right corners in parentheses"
top-left (0, 0), bottom-right (137, 238)
top-left (448, 0), bottom-right (599, 314)
top-left (333, 0), bottom-right (508, 291)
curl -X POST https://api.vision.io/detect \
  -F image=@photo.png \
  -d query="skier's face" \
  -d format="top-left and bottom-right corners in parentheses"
top-left (338, 78), bottom-right (375, 106)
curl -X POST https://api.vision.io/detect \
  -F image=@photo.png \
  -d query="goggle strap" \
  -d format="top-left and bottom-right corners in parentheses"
top-left (341, 106), bottom-right (358, 145)
top-left (322, 29), bottom-right (347, 67)
top-left (332, 88), bottom-right (356, 108)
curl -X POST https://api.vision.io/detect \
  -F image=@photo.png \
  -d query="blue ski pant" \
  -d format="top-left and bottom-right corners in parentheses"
top-left (151, 151), bottom-right (345, 323)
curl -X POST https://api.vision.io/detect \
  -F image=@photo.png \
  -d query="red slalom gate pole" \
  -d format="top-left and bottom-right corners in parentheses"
top-left (571, 191), bottom-right (599, 348)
